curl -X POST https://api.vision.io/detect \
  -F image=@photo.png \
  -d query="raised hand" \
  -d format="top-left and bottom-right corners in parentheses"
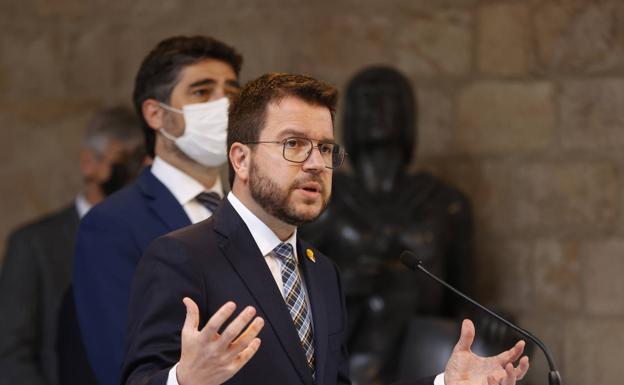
top-left (444, 319), bottom-right (529, 385)
top-left (176, 298), bottom-right (265, 385)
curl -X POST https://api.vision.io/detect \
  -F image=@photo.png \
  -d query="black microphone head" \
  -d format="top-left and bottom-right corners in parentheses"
top-left (400, 250), bottom-right (422, 270)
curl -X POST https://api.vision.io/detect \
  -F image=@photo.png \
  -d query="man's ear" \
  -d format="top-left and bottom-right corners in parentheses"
top-left (229, 142), bottom-right (251, 183)
top-left (142, 99), bottom-right (164, 131)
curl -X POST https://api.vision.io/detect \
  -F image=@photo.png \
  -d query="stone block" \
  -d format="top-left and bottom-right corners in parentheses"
top-left (560, 79), bottom-right (624, 150)
top-left (437, 160), bottom-right (618, 236)
top-left (477, 238), bottom-right (533, 312)
top-left (564, 318), bottom-right (624, 385)
top-left (456, 82), bottom-right (555, 154)
top-left (395, 9), bottom-right (472, 77)
top-left (37, 0), bottom-right (88, 18)
top-left (293, 12), bottom-right (398, 84)
top-left (0, 24), bottom-right (66, 102)
top-left (512, 161), bottom-right (618, 233)
top-left (432, 160), bottom-right (516, 237)
top-left (534, 1), bottom-right (624, 73)
top-left (582, 239), bottom-right (624, 315)
top-left (64, 23), bottom-right (118, 100)
top-left (416, 87), bottom-right (454, 158)
top-left (478, 3), bottom-right (531, 75)
top-left (532, 239), bottom-right (582, 312)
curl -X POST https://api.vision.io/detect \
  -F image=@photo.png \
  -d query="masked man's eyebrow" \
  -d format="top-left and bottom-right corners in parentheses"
top-left (188, 79), bottom-right (217, 88)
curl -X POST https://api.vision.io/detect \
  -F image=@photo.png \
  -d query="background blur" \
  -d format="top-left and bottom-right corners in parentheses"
top-left (1, 1), bottom-right (623, 384)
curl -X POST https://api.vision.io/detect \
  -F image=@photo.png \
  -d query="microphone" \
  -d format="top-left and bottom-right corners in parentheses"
top-left (399, 250), bottom-right (562, 385)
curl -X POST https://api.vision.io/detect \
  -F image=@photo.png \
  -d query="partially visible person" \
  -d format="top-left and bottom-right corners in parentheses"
top-left (72, 35), bottom-right (242, 385)
top-left (0, 106), bottom-right (145, 385)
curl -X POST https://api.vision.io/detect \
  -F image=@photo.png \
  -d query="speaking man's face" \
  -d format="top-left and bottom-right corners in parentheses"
top-left (248, 96), bottom-right (333, 226)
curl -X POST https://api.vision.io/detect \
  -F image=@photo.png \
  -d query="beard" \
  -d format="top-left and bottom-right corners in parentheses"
top-left (249, 159), bottom-right (329, 226)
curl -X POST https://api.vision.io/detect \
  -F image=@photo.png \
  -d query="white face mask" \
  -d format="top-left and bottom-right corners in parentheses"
top-left (159, 97), bottom-right (229, 167)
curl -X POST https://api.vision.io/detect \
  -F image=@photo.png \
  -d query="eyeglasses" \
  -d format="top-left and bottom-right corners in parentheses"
top-left (243, 136), bottom-right (346, 169)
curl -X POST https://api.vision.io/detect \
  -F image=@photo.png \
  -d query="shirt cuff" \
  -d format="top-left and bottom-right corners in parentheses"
top-left (166, 363), bottom-right (180, 385)
top-left (434, 372), bottom-right (445, 385)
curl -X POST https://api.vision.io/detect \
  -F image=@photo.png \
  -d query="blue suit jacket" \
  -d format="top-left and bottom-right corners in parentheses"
top-left (73, 168), bottom-right (191, 385)
top-left (121, 199), bottom-right (352, 385)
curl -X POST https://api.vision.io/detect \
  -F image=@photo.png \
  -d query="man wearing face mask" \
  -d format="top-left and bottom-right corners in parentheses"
top-left (72, 36), bottom-right (242, 385)
top-left (0, 106), bottom-right (144, 385)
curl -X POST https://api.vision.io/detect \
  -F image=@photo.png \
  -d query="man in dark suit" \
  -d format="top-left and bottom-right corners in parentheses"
top-left (122, 73), bottom-right (530, 385)
top-left (0, 107), bottom-right (144, 385)
top-left (73, 36), bottom-right (242, 385)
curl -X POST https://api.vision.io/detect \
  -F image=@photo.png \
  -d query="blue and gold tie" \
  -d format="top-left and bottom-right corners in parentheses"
top-left (272, 242), bottom-right (315, 373)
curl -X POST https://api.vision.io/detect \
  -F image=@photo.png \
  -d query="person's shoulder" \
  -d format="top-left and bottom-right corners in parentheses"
top-left (142, 218), bottom-right (217, 268)
top-left (164, 216), bottom-right (216, 244)
top-left (8, 203), bottom-right (77, 242)
top-left (81, 182), bottom-right (145, 225)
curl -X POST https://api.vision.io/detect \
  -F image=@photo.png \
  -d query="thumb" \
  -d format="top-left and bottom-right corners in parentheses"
top-left (182, 297), bottom-right (200, 333)
top-left (454, 319), bottom-right (475, 353)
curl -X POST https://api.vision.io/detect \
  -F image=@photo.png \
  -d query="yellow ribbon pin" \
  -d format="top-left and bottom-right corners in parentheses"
top-left (305, 248), bottom-right (316, 262)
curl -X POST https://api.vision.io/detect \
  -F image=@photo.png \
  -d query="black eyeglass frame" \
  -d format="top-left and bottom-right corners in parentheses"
top-left (242, 136), bottom-right (347, 169)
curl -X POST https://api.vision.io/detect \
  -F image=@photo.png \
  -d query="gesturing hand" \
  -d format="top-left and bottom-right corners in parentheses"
top-left (176, 298), bottom-right (265, 385)
top-left (445, 319), bottom-right (530, 385)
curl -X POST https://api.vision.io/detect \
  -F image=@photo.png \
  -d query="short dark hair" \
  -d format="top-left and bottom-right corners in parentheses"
top-left (83, 106), bottom-right (143, 157)
top-left (132, 35), bottom-right (243, 157)
top-left (227, 73), bottom-right (338, 186)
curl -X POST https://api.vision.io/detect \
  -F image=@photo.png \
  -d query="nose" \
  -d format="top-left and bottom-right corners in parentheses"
top-left (302, 145), bottom-right (326, 173)
top-left (212, 85), bottom-right (226, 100)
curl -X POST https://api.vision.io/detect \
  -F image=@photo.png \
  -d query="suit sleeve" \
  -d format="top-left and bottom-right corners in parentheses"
top-left (0, 230), bottom-right (47, 385)
top-left (121, 235), bottom-right (205, 385)
top-left (73, 209), bottom-right (142, 385)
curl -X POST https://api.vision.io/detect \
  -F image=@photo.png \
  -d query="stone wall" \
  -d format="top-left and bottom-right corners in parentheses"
top-left (2, 0), bottom-right (622, 384)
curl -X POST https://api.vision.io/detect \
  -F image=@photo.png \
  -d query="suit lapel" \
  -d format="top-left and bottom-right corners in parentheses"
top-left (137, 168), bottom-right (191, 230)
top-left (215, 201), bottom-right (314, 385)
top-left (299, 240), bottom-right (329, 385)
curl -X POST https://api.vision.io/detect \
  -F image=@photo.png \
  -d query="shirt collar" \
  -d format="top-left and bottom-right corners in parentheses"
top-left (74, 193), bottom-right (92, 218)
top-left (151, 156), bottom-right (223, 206)
top-left (227, 192), bottom-right (298, 259)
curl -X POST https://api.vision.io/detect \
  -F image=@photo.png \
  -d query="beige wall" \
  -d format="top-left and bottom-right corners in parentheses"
top-left (2, 0), bottom-right (623, 384)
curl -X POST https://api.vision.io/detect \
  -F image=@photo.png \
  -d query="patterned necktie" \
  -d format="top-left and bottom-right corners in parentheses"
top-left (272, 242), bottom-right (315, 373)
top-left (195, 192), bottom-right (221, 213)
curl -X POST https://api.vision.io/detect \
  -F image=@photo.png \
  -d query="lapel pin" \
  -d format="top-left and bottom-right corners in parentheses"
top-left (305, 248), bottom-right (316, 263)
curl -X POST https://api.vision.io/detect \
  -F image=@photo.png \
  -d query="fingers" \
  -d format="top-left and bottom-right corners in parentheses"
top-left (235, 337), bottom-right (262, 366)
top-left (453, 319), bottom-right (475, 352)
top-left (496, 340), bottom-right (525, 365)
top-left (515, 356), bottom-right (529, 380)
top-left (487, 363), bottom-right (516, 385)
top-left (218, 306), bottom-right (259, 347)
top-left (182, 297), bottom-right (200, 333)
top-left (230, 316), bottom-right (265, 354)
top-left (201, 301), bottom-right (237, 338)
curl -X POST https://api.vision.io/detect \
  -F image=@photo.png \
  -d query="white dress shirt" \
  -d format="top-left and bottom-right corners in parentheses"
top-left (151, 156), bottom-right (223, 223)
top-left (75, 193), bottom-right (92, 219)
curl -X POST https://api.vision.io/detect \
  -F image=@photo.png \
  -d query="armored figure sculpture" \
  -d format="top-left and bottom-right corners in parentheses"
top-left (301, 66), bottom-right (474, 384)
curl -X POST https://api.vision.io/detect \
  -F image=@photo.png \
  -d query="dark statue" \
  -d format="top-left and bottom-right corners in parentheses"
top-left (301, 66), bottom-right (476, 384)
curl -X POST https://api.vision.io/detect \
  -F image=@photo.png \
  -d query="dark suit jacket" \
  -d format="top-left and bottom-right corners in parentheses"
top-left (0, 204), bottom-right (79, 385)
top-left (122, 199), bottom-right (352, 385)
top-left (73, 168), bottom-right (192, 385)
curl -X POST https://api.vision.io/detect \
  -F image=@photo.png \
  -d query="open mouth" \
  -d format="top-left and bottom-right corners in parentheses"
top-left (297, 182), bottom-right (322, 195)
